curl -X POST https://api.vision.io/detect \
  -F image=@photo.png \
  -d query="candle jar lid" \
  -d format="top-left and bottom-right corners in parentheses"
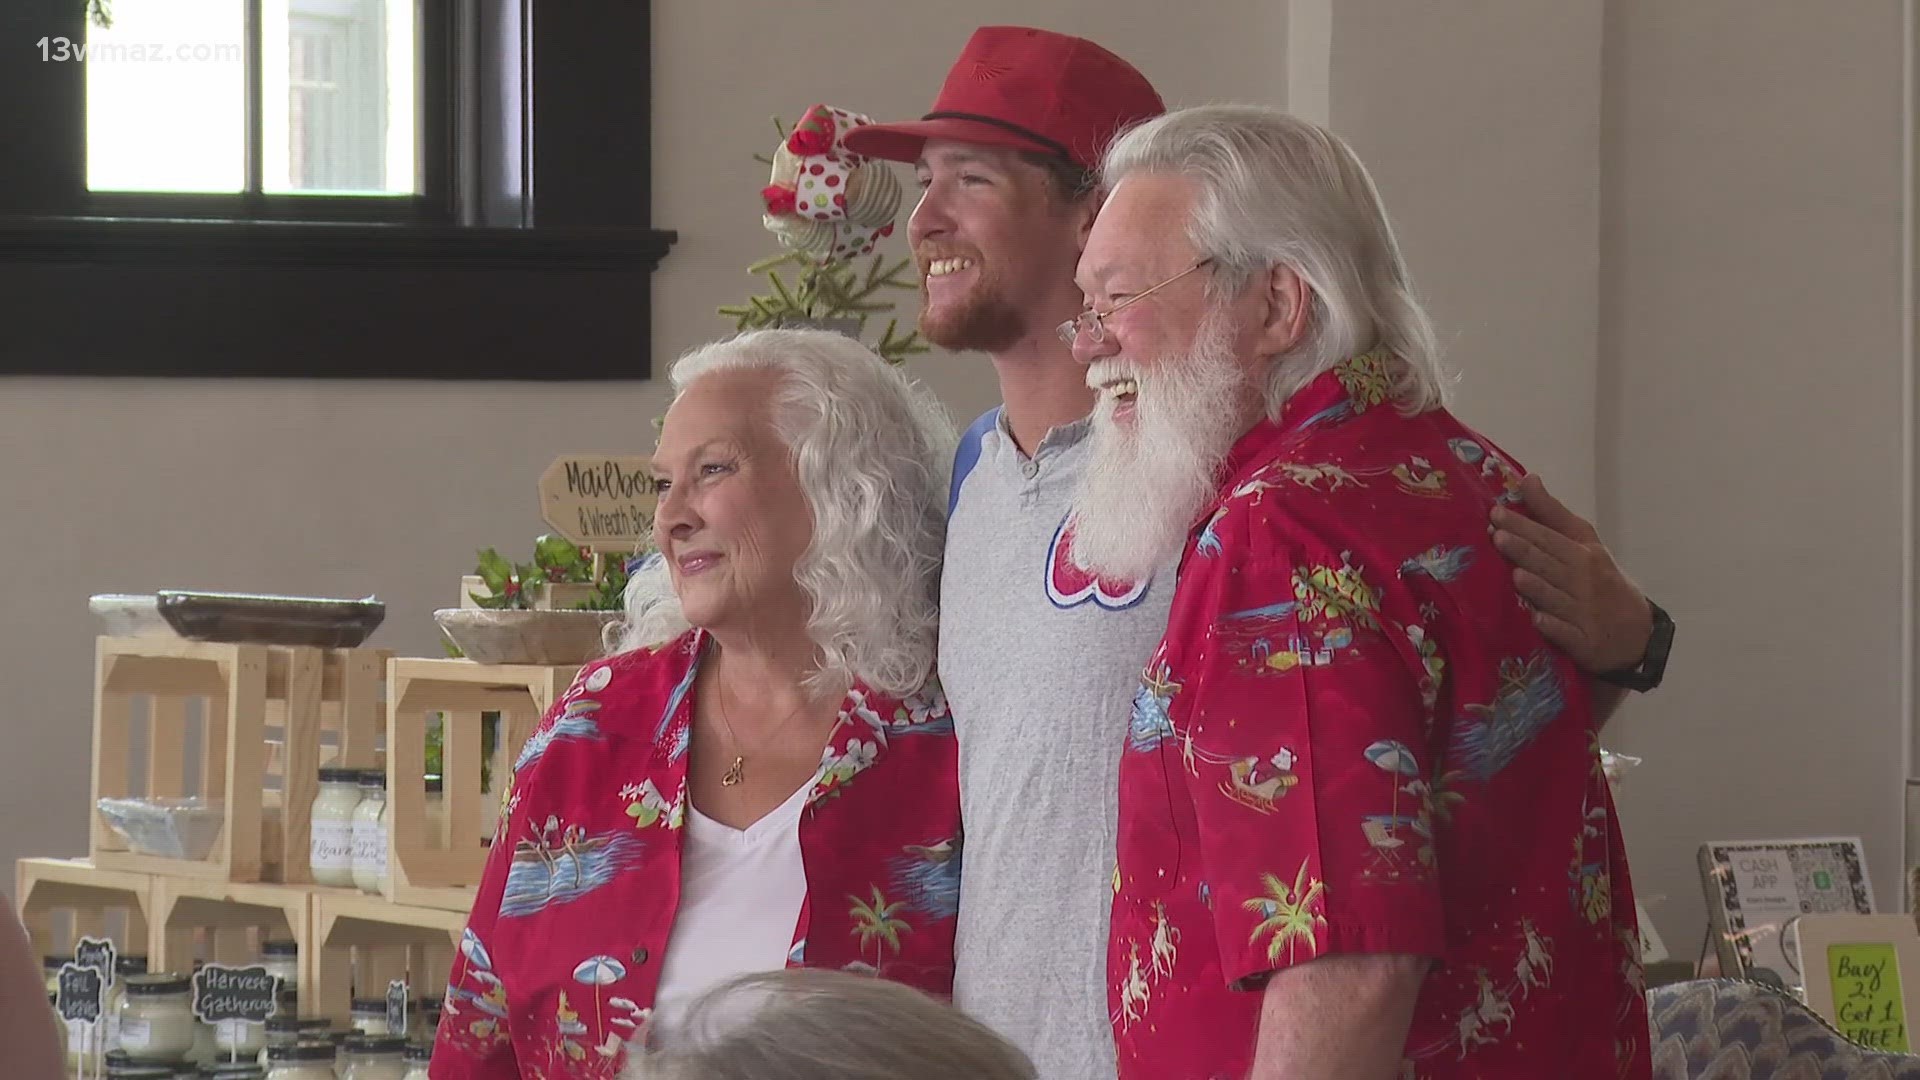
top-left (124, 972), bottom-right (192, 995)
top-left (266, 1042), bottom-right (338, 1063)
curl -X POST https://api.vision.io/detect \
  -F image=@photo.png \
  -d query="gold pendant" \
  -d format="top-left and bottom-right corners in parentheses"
top-left (722, 756), bottom-right (744, 787)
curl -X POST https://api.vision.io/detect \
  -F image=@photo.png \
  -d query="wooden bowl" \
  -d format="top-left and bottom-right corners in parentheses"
top-left (432, 608), bottom-right (624, 666)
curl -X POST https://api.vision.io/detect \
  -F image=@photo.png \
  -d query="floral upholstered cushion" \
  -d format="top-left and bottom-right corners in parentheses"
top-left (1650, 979), bottom-right (1920, 1079)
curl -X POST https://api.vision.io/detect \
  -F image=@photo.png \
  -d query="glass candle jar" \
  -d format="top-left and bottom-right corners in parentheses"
top-left (311, 767), bottom-right (363, 887)
top-left (412, 996), bottom-right (442, 1043)
top-left (264, 1042), bottom-right (339, 1080)
top-left (350, 998), bottom-right (390, 1035)
top-left (401, 1041), bottom-right (432, 1080)
top-left (106, 954), bottom-right (153, 1052)
top-left (340, 1035), bottom-right (408, 1080)
top-left (116, 974), bottom-right (198, 1064)
top-left (257, 941), bottom-right (299, 996)
top-left (212, 1014), bottom-right (267, 1060)
top-left (257, 1015), bottom-right (331, 1070)
top-left (351, 770), bottom-right (389, 894)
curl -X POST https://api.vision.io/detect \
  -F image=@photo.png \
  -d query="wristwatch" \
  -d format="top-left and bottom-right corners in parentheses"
top-left (1595, 599), bottom-right (1673, 692)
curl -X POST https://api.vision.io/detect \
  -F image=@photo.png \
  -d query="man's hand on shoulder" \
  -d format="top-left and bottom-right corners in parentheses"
top-left (1489, 474), bottom-right (1651, 675)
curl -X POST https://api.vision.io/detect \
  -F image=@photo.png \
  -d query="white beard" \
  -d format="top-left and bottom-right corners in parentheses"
top-left (1070, 312), bottom-right (1253, 582)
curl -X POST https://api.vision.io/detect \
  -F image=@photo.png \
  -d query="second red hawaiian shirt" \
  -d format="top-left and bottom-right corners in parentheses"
top-left (1106, 352), bottom-right (1650, 1079)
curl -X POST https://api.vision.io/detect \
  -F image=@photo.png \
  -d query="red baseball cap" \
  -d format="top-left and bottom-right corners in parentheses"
top-left (843, 26), bottom-right (1164, 171)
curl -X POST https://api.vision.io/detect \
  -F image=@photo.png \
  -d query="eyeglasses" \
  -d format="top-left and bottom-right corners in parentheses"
top-left (1056, 259), bottom-right (1214, 346)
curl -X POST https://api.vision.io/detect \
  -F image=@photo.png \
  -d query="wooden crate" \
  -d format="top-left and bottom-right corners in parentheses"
top-left (311, 891), bottom-right (463, 1026)
top-left (90, 637), bottom-right (385, 883)
top-left (15, 857), bottom-right (153, 962)
top-left (383, 659), bottom-right (577, 905)
top-left (149, 877), bottom-right (312, 1000)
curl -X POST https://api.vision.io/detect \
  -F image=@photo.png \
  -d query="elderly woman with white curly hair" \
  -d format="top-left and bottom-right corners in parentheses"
top-left (434, 329), bottom-right (961, 1080)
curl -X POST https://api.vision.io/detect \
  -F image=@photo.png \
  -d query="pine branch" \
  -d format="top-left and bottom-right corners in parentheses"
top-left (749, 250), bottom-right (804, 275)
top-left (767, 270), bottom-right (800, 312)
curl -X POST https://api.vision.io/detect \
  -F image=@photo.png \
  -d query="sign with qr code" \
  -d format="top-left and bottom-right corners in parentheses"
top-left (1701, 836), bottom-right (1874, 985)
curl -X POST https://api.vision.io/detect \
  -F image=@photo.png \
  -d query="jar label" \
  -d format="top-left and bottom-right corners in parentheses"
top-left (118, 1016), bottom-right (150, 1050)
top-left (311, 819), bottom-right (354, 871)
top-left (352, 814), bottom-right (388, 875)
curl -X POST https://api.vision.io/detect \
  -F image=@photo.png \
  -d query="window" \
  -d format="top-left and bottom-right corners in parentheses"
top-left (80, 0), bottom-right (433, 218)
top-left (0, 0), bottom-right (676, 378)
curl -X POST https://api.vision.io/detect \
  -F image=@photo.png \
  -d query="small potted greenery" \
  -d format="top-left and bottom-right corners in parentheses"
top-left (437, 535), bottom-right (641, 665)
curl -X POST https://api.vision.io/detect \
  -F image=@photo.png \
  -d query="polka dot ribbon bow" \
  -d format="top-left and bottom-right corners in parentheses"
top-left (760, 104), bottom-right (902, 264)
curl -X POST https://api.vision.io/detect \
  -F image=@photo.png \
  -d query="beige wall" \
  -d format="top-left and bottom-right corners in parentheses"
top-left (1599, 0), bottom-right (1908, 945)
top-left (1327, 0), bottom-right (1605, 516)
top-left (2, 0), bottom-right (1909, 973)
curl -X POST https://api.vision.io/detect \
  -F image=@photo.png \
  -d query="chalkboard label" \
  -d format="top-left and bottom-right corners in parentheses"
top-left (387, 978), bottom-right (410, 1036)
top-left (192, 963), bottom-right (281, 1024)
top-left (75, 935), bottom-right (117, 990)
top-left (56, 962), bottom-right (105, 1024)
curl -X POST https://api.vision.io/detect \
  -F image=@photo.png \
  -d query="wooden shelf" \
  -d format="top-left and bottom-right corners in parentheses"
top-left (311, 889), bottom-right (465, 1025)
top-left (149, 876), bottom-right (313, 998)
top-left (15, 857), bottom-right (153, 960)
top-left (91, 637), bottom-right (386, 884)
top-left (385, 659), bottom-right (578, 894)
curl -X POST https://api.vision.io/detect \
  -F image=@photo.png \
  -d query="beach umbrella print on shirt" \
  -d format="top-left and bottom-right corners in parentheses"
top-left (1363, 740), bottom-right (1422, 851)
top-left (572, 955), bottom-right (628, 1047)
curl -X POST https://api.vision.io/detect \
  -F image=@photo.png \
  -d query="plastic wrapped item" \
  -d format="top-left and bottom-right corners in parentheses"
top-left (1599, 749), bottom-right (1642, 790)
top-left (432, 608), bottom-right (622, 665)
top-left (96, 798), bottom-right (227, 860)
top-left (90, 594), bottom-right (177, 638)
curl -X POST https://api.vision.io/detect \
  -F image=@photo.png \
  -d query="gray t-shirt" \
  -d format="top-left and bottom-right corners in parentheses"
top-left (940, 409), bottom-right (1176, 1080)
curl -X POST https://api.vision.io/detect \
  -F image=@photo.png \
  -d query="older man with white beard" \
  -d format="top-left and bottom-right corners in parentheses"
top-left (1068, 105), bottom-right (1652, 1080)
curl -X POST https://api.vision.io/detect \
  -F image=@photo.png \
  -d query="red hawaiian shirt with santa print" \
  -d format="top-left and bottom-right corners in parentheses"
top-left (431, 628), bottom-right (960, 1080)
top-left (1107, 351), bottom-right (1649, 1080)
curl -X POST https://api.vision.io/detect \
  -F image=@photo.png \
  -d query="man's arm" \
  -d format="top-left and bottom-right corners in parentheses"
top-left (1249, 954), bottom-right (1431, 1080)
top-left (1489, 475), bottom-right (1653, 726)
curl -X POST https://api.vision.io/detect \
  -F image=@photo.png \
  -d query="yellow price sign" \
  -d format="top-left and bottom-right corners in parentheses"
top-left (1830, 942), bottom-right (1910, 1052)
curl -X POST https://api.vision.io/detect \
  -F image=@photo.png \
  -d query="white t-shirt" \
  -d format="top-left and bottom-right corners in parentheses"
top-left (650, 779), bottom-right (811, 1040)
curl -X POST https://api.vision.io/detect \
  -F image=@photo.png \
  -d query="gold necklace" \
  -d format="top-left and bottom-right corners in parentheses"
top-left (713, 682), bottom-right (812, 787)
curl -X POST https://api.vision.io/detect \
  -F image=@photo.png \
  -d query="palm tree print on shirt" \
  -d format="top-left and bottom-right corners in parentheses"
top-left (1243, 860), bottom-right (1330, 965)
top-left (848, 886), bottom-right (912, 975)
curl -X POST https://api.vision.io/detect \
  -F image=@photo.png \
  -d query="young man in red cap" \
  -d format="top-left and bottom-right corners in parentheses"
top-left (846, 26), bottom-right (1671, 1080)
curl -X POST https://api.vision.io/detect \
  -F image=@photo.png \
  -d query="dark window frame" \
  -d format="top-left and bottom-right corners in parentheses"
top-left (0, 0), bottom-right (674, 269)
top-left (0, 0), bottom-right (676, 378)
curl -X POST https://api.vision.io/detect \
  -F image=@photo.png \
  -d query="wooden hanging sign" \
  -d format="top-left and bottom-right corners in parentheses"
top-left (539, 454), bottom-right (658, 549)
